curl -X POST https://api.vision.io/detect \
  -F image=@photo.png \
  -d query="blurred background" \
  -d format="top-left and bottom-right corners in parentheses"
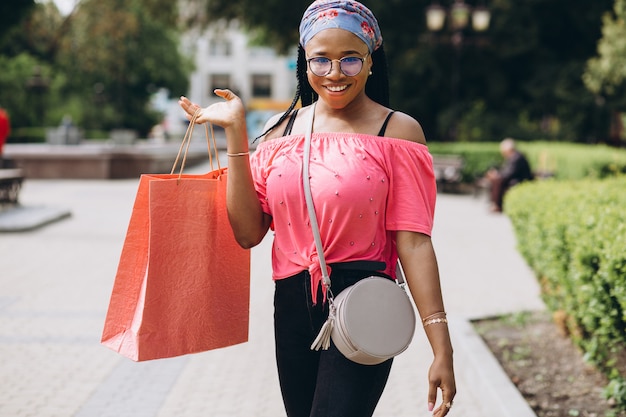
top-left (1, 0), bottom-right (625, 144)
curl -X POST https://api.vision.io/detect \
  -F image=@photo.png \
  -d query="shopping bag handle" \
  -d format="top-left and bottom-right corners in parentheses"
top-left (171, 109), bottom-right (222, 178)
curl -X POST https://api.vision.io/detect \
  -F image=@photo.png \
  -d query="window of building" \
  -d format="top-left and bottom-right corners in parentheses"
top-left (251, 74), bottom-right (272, 98)
top-left (209, 39), bottom-right (232, 56)
top-left (248, 47), bottom-right (275, 59)
top-left (209, 74), bottom-right (231, 94)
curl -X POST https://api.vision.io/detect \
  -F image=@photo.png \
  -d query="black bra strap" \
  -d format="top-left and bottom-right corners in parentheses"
top-left (377, 111), bottom-right (395, 137)
top-left (284, 109), bottom-right (392, 137)
top-left (282, 109), bottom-right (299, 136)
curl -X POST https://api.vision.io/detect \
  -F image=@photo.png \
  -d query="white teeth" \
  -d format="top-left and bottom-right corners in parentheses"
top-left (327, 85), bottom-right (347, 92)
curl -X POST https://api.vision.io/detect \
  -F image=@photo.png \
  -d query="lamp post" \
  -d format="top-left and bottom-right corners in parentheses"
top-left (26, 66), bottom-right (50, 127)
top-left (425, 0), bottom-right (491, 140)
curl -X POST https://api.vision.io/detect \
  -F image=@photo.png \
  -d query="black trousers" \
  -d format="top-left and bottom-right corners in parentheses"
top-left (273, 264), bottom-right (393, 417)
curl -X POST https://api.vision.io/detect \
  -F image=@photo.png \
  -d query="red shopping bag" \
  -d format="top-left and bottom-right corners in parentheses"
top-left (101, 119), bottom-right (250, 361)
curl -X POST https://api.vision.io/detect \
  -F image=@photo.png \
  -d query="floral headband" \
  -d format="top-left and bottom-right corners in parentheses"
top-left (299, 0), bottom-right (383, 53)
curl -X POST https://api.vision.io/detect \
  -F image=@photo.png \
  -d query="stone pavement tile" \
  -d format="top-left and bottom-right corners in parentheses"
top-left (0, 178), bottom-right (138, 417)
top-left (0, 345), bottom-right (119, 417)
top-left (75, 356), bottom-right (189, 417)
top-left (433, 193), bottom-right (545, 319)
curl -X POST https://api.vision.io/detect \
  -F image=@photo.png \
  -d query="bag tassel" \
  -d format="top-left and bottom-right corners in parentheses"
top-left (311, 299), bottom-right (335, 351)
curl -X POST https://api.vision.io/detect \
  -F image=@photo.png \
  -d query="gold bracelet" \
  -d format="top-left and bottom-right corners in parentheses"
top-left (421, 311), bottom-right (447, 323)
top-left (423, 317), bottom-right (448, 328)
top-left (227, 152), bottom-right (249, 157)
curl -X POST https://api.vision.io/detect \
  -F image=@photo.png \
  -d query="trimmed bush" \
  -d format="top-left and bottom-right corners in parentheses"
top-left (505, 176), bottom-right (626, 402)
top-left (427, 141), bottom-right (626, 182)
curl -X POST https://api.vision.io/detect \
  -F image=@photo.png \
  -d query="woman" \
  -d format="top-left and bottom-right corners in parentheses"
top-left (179, 1), bottom-right (456, 416)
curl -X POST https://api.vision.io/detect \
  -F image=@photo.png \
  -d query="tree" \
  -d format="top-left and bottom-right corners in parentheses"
top-left (55, 0), bottom-right (192, 134)
top-left (0, 0), bottom-right (35, 42)
top-left (583, 0), bottom-right (626, 144)
top-left (0, 3), bottom-right (62, 129)
top-left (0, 0), bottom-right (193, 136)
top-left (584, 0), bottom-right (626, 99)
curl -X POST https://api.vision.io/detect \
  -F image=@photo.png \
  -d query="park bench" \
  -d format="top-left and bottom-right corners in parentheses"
top-left (432, 155), bottom-right (464, 192)
top-left (0, 168), bottom-right (24, 205)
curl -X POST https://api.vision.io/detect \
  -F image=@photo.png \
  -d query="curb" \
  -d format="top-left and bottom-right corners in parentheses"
top-left (0, 205), bottom-right (71, 232)
top-left (451, 318), bottom-right (538, 417)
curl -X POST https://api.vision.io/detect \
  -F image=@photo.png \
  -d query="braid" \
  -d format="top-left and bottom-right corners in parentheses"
top-left (297, 45), bottom-right (318, 106)
top-left (254, 44), bottom-right (390, 141)
top-left (366, 45), bottom-right (390, 107)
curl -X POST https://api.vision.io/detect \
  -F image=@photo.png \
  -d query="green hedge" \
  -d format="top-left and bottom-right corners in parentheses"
top-left (7, 127), bottom-right (47, 143)
top-left (505, 176), bottom-right (626, 403)
top-left (517, 142), bottom-right (626, 180)
top-left (427, 142), bottom-right (502, 182)
top-left (427, 141), bottom-right (626, 182)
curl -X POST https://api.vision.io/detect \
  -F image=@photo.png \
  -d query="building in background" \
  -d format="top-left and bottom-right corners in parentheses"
top-left (165, 21), bottom-right (297, 140)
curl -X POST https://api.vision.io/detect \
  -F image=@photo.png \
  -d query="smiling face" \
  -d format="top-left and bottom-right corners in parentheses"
top-left (304, 28), bottom-right (373, 110)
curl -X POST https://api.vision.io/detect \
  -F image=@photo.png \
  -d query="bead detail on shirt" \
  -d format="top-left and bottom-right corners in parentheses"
top-left (250, 133), bottom-right (436, 301)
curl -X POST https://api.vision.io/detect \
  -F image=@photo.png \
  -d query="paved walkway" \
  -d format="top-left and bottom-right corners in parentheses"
top-left (0, 159), bottom-right (545, 417)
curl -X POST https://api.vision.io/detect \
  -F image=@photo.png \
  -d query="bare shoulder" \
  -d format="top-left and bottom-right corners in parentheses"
top-left (258, 112), bottom-right (285, 142)
top-left (260, 106), bottom-right (306, 142)
top-left (385, 111), bottom-right (427, 145)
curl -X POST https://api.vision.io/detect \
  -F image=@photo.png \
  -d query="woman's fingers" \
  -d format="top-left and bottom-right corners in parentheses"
top-left (213, 89), bottom-right (236, 101)
top-left (178, 96), bottom-right (200, 120)
top-left (433, 397), bottom-right (454, 416)
top-left (178, 91), bottom-right (245, 127)
top-left (428, 378), bottom-right (455, 416)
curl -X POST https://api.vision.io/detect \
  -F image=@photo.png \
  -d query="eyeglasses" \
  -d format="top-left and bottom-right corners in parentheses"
top-left (306, 54), bottom-right (369, 77)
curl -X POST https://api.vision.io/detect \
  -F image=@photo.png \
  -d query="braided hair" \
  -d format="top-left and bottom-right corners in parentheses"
top-left (254, 44), bottom-right (390, 141)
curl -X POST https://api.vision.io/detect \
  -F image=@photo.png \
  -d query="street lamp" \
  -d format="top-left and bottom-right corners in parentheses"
top-left (426, 1), bottom-right (491, 34)
top-left (425, 1), bottom-right (491, 140)
top-left (26, 66), bottom-right (50, 127)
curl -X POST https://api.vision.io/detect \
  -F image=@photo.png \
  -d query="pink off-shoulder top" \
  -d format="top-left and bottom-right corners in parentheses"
top-left (250, 132), bottom-right (437, 303)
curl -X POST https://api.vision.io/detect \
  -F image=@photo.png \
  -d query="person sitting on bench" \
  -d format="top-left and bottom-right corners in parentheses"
top-left (486, 138), bottom-right (533, 212)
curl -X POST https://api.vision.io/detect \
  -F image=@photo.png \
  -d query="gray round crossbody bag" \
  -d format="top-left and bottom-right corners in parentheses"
top-left (303, 103), bottom-right (416, 365)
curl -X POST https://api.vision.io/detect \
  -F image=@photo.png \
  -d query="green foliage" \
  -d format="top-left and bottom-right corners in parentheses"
top-left (53, 0), bottom-right (192, 135)
top-left (517, 141), bottom-right (626, 180)
top-left (584, 0), bottom-right (626, 98)
top-left (7, 127), bottom-right (47, 143)
top-left (505, 176), bottom-right (626, 409)
top-left (427, 141), bottom-right (501, 182)
top-left (0, 53), bottom-right (56, 127)
top-left (428, 141), bottom-right (626, 181)
top-left (0, 0), bottom-right (35, 43)
top-left (604, 377), bottom-right (626, 413)
top-left (0, 0), bottom-right (192, 137)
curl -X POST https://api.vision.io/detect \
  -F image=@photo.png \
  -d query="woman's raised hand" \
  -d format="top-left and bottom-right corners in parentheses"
top-left (178, 89), bottom-right (246, 129)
